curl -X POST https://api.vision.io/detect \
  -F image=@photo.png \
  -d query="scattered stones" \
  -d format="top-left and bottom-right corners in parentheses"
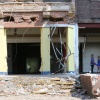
top-left (0, 74), bottom-right (91, 99)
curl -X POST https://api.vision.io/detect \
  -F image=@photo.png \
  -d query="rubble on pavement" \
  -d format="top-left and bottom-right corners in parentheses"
top-left (0, 74), bottom-right (90, 99)
top-left (80, 74), bottom-right (100, 98)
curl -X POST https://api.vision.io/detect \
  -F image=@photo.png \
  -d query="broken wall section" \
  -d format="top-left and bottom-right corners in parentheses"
top-left (80, 74), bottom-right (100, 97)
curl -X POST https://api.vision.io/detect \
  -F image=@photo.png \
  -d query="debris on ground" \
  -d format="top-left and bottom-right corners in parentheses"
top-left (0, 74), bottom-right (91, 99)
top-left (80, 74), bottom-right (100, 98)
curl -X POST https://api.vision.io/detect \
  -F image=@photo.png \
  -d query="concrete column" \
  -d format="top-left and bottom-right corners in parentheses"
top-left (66, 27), bottom-right (75, 73)
top-left (74, 24), bottom-right (79, 74)
top-left (40, 28), bottom-right (50, 75)
top-left (0, 27), bottom-right (7, 74)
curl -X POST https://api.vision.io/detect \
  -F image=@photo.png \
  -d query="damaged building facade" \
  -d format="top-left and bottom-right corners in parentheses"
top-left (0, 0), bottom-right (79, 75)
top-left (76, 0), bottom-right (100, 73)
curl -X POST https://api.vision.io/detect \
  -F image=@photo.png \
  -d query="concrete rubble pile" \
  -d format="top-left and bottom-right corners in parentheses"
top-left (0, 75), bottom-right (90, 99)
top-left (80, 74), bottom-right (100, 98)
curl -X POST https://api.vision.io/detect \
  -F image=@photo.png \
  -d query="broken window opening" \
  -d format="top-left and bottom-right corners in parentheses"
top-left (50, 27), bottom-right (74, 74)
top-left (30, 17), bottom-right (37, 22)
top-left (50, 27), bottom-right (66, 74)
top-left (4, 16), bottom-right (15, 22)
top-left (49, 16), bottom-right (64, 22)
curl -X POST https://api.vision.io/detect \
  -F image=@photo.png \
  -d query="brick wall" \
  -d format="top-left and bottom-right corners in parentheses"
top-left (76, 0), bottom-right (100, 23)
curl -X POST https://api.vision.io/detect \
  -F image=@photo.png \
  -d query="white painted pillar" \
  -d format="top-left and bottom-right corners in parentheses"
top-left (74, 24), bottom-right (79, 74)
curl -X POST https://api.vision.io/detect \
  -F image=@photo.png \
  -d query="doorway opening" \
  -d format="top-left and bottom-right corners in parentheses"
top-left (7, 43), bottom-right (41, 74)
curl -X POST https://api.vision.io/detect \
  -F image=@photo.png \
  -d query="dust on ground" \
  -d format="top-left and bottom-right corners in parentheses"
top-left (0, 74), bottom-right (94, 100)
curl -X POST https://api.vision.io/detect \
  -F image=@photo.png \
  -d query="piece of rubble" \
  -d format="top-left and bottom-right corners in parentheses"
top-left (0, 75), bottom-right (90, 99)
top-left (57, 90), bottom-right (71, 93)
top-left (51, 78), bottom-right (61, 81)
top-left (79, 89), bottom-right (87, 95)
top-left (34, 88), bottom-right (48, 94)
top-left (80, 74), bottom-right (100, 97)
top-left (61, 86), bottom-right (74, 89)
top-left (74, 85), bottom-right (82, 89)
top-left (16, 87), bottom-right (26, 95)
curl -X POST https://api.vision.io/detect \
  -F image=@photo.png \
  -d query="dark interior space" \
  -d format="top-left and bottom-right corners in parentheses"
top-left (49, 16), bottom-right (64, 22)
top-left (79, 28), bottom-right (100, 36)
top-left (79, 43), bottom-right (83, 73)
top-left (4, 16), bottom-right (15, 22)
top-left (7, 43), bottom-right (41, 74)
top-left (50, 43), bottom-right (64, 74)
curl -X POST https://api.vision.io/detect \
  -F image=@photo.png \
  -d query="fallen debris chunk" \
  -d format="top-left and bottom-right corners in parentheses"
top-left (79, 90), bottom-right (87, 95)
top-left (0, 74), bottom-right (91, 99)
top-left (16, 87), bottom-right (26, 95)
top-left (74, 85), bottom-right (82, 89)
top-left (34, 88), bottom-right (48, 94)
top-left (61, 86), bottom-right (74, 89)
top-left (51, 78), bottom-right (60, 81)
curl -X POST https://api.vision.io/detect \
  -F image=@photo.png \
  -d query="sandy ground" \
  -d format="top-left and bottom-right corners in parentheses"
top-left (0, 94), bottom-right (82, 100)
top-left (0, 74), bottom-right (98, 100)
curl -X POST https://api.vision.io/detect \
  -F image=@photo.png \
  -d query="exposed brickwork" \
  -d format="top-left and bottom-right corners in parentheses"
top-left (2, 11), bottom-right (70, 28)
top-left (0, 2), bottom-right (75, 27)
top-left (76, 0), bottom-right (100, 23)
top-left (91, 1), bottom-right (100, 18)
